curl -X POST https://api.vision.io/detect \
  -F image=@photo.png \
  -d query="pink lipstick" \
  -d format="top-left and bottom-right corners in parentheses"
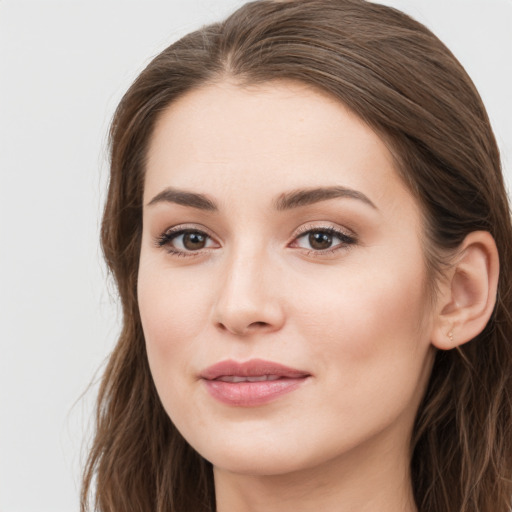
top-left (200, 359), bottom-right (310, 406)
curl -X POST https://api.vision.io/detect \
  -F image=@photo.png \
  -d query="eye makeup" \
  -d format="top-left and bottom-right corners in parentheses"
top-left (154, 225), bottom-right (218, 257)
top-left (153, 221), bottom-right (357, 259)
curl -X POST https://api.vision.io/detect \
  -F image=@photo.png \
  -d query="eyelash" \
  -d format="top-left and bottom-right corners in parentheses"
top-left (154, 224), bottom-right (357, 258)
top-left (155, 226), bottom-right (218, 257)
top-left (291, 225), bottom-right (357, 256)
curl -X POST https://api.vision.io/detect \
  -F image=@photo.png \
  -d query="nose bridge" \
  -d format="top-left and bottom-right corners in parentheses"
top-left (213, 239), bottom-right (284, 335)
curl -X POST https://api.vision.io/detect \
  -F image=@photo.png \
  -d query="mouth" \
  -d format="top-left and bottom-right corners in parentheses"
top-left (200, 359), bottom-right (311, 407)
top-left (215, 375), bottom-right (283, 382)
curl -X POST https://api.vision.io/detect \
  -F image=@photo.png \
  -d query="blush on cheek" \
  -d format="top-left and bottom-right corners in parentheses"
top-left (139, 267), bottom-right (204, 338)
top-left (141, 303), bottom-right (199, 356)
top-left (138, 281), bottom-right (212, 404)
top-left (311, 274), bottom-right (427, 367)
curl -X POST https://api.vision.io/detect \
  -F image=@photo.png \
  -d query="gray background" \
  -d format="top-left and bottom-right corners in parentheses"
top-left (1, 1), bottom-right (511, 510)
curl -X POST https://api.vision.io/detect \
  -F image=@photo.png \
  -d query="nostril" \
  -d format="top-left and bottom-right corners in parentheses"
top-left (215, 320), bottom-right (272, 336)
top-left (249, 321), bottom-right (270, 329)
top-left (213, 298), bottom-right (285, 336)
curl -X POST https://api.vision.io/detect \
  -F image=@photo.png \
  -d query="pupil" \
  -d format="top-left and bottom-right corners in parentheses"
top-left (309, 231), bottom-right (332, 250)
top-left (183, 232), bottom-right (206, 250)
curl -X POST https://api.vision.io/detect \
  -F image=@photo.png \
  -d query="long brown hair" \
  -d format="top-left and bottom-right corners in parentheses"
top-left (81, 1), bottom-right (512, 510)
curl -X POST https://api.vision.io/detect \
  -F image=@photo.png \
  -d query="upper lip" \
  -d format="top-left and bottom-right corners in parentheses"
top-left (200, 358), bottom-right (310, 380)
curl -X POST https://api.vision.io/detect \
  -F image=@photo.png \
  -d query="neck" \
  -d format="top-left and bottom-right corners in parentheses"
top-left (213, 436), bottom-right (417, 512)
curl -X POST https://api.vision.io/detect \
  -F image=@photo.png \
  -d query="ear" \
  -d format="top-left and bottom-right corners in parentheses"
top-left (431, 231), bottom-right (499, 350)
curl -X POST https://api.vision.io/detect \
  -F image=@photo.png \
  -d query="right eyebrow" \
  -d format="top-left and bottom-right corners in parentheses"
top-left (147, 187), bottom-right (218, 211)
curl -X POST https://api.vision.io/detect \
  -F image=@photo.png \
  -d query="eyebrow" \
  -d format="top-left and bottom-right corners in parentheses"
top-left (147, 185), bottom-right (376, 211)
top-left (147, 187), bottom-right (217, 211)
top-left (273, 186), bottom-right (377, 211)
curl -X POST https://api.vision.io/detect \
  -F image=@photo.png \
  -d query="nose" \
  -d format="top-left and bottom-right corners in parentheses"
top-left (213, 249), bottom-right (285, 336)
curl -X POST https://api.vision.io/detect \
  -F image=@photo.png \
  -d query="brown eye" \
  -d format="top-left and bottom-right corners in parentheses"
top-left (182, 231), bottom-right (207, 250)
top-left (157, 228), bottom-right (217, 254)
top-left (292, 227), bottom-right (357, 253)
top-left (308, 231), bottom-right (333, 250)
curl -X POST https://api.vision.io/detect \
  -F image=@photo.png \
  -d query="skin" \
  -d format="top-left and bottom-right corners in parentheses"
top-left (138, 80), bottom-right (440, 512)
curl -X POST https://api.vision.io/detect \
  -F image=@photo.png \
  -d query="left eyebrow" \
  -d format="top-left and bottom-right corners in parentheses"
top-left (273, 186), bottom-right (377, 211)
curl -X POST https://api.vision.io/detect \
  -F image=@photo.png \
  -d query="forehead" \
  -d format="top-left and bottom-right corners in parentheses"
top-left (144, 79), bottom-right (417, 219)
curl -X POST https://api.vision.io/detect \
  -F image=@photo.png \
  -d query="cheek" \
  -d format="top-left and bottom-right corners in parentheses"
top-left (292, 249), bottom-right (432, 407)
top-left (137, 260), bottom-right (213, 397)
top-left (138, 248), bottom-right (216, 335)
top-left (297, 261), bottom-right (428, 347)
top-left (280, 262), bottom-right (433, 458)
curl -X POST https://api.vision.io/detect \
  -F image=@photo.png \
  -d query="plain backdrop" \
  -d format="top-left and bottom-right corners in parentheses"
top-left (0, 1), bottom-right (511, 511)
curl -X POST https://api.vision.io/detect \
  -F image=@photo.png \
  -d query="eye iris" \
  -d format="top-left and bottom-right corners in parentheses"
top-left (183, 232), bottom-right (206, 250)
top-left (309, 231), bottom-right (332, 250)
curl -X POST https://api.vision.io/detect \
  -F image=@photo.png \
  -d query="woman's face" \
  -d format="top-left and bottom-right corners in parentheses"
top-left (138, 80), bottom-right (437, 476)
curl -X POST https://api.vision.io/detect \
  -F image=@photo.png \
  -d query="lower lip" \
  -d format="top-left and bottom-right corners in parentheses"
top-left (203, 378), bottom-right (308, 407)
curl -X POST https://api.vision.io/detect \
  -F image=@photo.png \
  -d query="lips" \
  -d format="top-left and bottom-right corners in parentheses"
top-left (200, 359), bottom-right (310, 406)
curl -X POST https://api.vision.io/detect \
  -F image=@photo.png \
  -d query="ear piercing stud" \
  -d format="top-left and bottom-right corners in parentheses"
top-left (448, 330), bottom-right (454, 344)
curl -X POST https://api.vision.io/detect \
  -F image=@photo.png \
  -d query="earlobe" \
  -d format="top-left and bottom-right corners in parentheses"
top-left (431, 231), bottom-right (499, 350)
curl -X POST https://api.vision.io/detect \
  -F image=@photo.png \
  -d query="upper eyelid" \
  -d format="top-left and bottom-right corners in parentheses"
top-left (159, 223), bottom-right (352, 237)
top-left (162, 224), bottom-right (217, 238)
top-left (291, 222), bottom-right (356, 239)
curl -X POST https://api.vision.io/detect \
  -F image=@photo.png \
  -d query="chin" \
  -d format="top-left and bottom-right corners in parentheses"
top-left (187, 424), bottom-right (359, 479)
top-left (189, 431), bottom-right (313, 476)
top-left (210, 450), bottom-right (309, 477)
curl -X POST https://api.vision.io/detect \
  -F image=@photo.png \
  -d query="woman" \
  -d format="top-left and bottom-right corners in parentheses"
top-left (81, 1), bottom-right (512, 511)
